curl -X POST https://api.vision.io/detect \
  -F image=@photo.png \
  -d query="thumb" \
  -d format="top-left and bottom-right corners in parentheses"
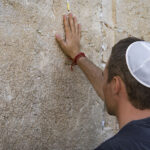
top-left (55, 34), bottom-right (66, 49)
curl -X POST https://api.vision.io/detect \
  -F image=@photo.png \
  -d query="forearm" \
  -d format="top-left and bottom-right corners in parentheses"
top-left (77, 56), bottom-right (104, 100)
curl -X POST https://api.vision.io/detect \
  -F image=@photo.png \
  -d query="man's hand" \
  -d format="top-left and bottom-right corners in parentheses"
top-left (55, 13), bottom-right (81, 59)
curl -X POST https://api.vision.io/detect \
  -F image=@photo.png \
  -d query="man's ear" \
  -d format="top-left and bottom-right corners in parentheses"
top-left (111, 76), bottom-right (121, 95)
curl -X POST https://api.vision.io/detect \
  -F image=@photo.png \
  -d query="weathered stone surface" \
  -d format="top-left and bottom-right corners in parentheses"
top-left (115, 0), bottom-right (150, 42)
top-left (0, 0), bottom-right (116, 150)
top-left (0, 0), bottom-right (150, 149)
top-left (101, 0), bottom-right (150, 62)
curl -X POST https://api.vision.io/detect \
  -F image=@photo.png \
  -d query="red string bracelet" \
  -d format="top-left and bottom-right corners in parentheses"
top-left (71, 52), bottom-right (86, 71)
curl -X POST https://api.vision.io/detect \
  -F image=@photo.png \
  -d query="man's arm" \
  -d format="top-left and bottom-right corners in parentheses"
top-left (77, 57), bottom-right (104, 100)
top-left (55, 13), bottom-right (104, 100)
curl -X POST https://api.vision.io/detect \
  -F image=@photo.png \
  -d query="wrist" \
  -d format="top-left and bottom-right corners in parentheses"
top-left (71, 51), bottom-right (81, 60)
top-left (71, 52), bottom-right (86, 71)
top-left (76, 55), bottom-right (86, 64)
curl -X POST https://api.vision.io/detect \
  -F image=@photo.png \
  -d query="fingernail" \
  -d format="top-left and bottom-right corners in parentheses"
top-left (69, 13), bottom-right (72, 17)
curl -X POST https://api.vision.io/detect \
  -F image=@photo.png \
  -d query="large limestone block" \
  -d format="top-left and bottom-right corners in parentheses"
top-left (115, 0), bottom-right (150, 41)
top-left (0, 0), bottom-right (117, 150)
top-left (101, 0), bottom-right (150, 63)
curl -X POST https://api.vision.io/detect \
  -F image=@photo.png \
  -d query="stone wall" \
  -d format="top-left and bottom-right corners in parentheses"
top-left (0, 0), bottom-right (150, 149)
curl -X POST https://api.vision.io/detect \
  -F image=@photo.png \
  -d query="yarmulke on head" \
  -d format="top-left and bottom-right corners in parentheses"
top-left (126, 41), bottom-right (150, 88)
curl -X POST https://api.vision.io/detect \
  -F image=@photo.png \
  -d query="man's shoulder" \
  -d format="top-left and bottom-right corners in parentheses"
top-left (94, 134), bottom-right (124, 150)
top-left (95, 123), bottom-right (134, 150)
top-left (95, 117), bottom-right (150, 150)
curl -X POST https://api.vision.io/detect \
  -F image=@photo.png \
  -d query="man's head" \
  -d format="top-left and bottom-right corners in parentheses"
top-left (103, 37), bottom-right (150, 115)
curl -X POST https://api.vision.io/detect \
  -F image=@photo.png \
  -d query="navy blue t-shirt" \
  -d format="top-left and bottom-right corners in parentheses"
top-left (95, 117), bottom-right (150, 150)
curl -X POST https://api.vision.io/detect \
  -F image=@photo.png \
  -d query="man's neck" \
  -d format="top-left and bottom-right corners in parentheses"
top-left (117, 101), bottom-right (150, 129)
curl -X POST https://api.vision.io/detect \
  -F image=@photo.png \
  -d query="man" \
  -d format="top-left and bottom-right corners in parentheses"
top-left (55, 13), bottom-right (150, 150)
